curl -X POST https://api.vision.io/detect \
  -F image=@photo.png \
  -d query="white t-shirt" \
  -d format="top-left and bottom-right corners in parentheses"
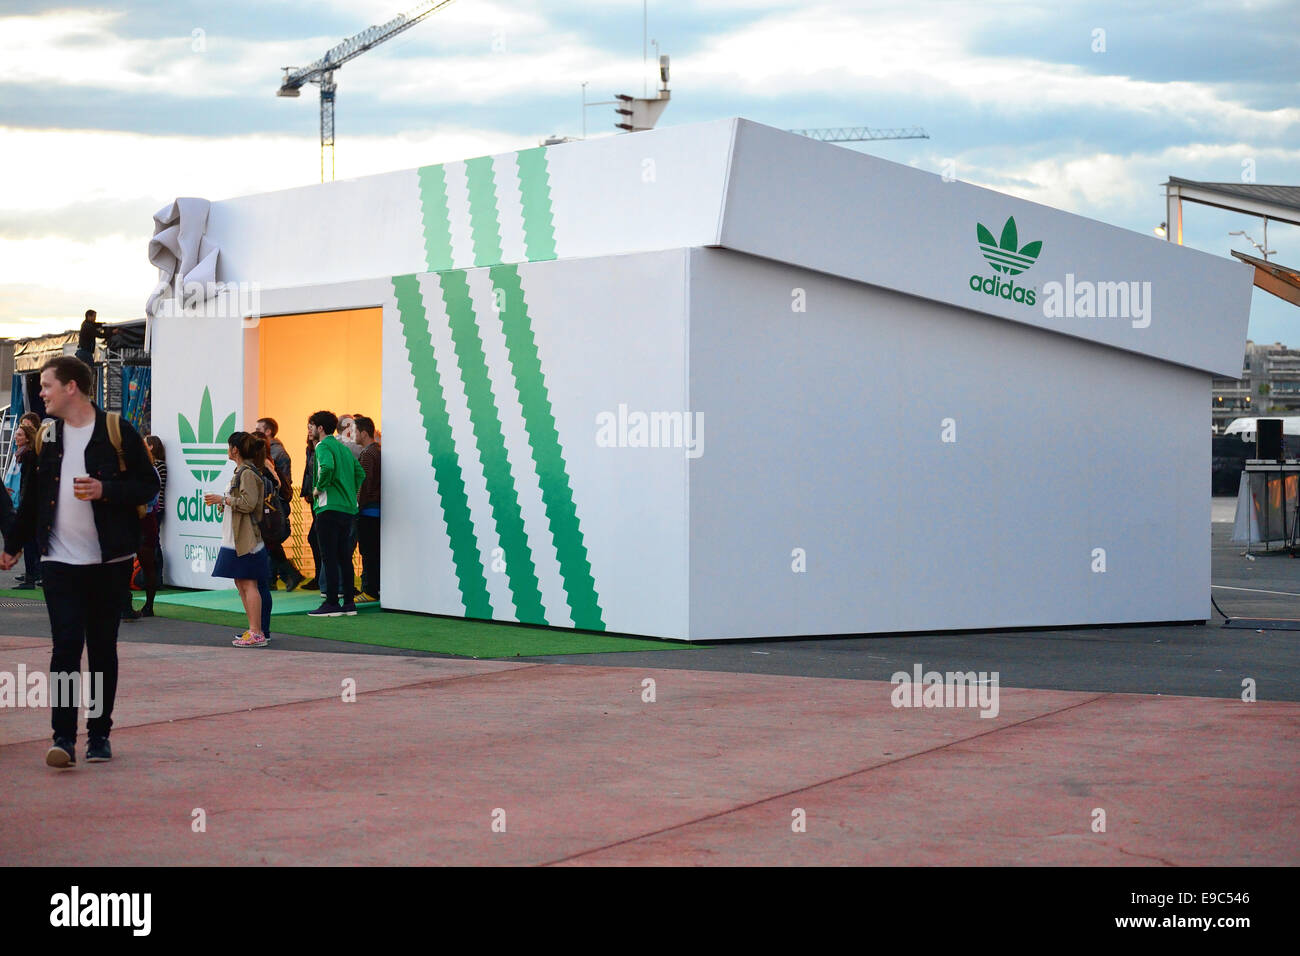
top-left (44, 420), bottom-right (133, 566)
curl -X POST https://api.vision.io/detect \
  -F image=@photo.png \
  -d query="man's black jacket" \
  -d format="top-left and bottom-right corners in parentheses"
top-left (2, 406), bottom-right (160, 562)
top-left (268, 439), bottom-right (293, 505)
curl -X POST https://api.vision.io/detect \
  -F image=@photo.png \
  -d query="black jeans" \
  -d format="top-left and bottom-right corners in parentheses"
top-left (265, 534), bottom-right (299, 585)
top-left (307, 514), bottom-right (320, 579)
top-left (357, 515), bottom-right (380, 597)
top-left (314, 510), bottom-right (356, 606)
top-left (22, 541), bottom-right (38, 581)
top-left (42, 560), bottom-right (133, 741)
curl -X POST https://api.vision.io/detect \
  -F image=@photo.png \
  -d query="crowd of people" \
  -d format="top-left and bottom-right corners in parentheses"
top-left (0, 352), bottom-right (383, 767)
top-left (204, 410), bottom-right (382, 647)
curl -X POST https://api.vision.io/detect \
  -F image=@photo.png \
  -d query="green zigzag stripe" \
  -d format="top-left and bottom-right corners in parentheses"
top-left (417, 164), bottom-right (454, 272)
top-left (438, 269), bottom-right (548, 626)
top-left (407, 143), bottom-right (600, 629)
top-left (515, 147), bottom-right (557, 261)
top-left (464, 156), bottom-right (505, 267)
top-left (490, 263), bottom-right (605, 631)
top-left (392, 273), bottom-right (494, 620)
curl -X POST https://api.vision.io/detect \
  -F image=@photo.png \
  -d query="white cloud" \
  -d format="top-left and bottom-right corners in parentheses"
top-left (0, 9), bottom-right (336, 97)
top-left (4, 0), bottom-right (1298, 340)
top-left (678, 3), bottom-right (1300, 141)
top-left (954, 143), bottom-right (1300, 220)
top-left (0, 235), bottom-right (152, 337)
top-left (0, 4), bottom-right (617, 103)
top-left (0, 123), bottom-right (539, 331)
top-left (7, 2), bottom-right (1296, 143)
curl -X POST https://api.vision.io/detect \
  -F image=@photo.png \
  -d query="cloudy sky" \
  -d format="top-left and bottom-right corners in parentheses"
top-left (1, 0), bottom-right (1297, 343)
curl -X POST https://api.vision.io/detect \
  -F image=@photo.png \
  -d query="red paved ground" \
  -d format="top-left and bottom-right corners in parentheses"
top-left (1, 635), bottom-right (1296, 865)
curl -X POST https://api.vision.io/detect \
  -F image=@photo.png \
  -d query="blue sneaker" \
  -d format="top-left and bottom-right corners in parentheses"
top-left (46, 738), bottom-right (76, 768)
top-left (86, 737), bottom-right (112, 762)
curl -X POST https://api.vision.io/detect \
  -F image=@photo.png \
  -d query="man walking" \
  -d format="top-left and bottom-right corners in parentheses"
top-left (354, 415), bottom-right (381, 601)
top-left (1, 356), bottom-right (159, 768)
top-left (306, 411), bottom-right (365, 617)
top-left (300, 431), bottom-right (320, 592)
top-left (254, 416), bottom-right (304, 592)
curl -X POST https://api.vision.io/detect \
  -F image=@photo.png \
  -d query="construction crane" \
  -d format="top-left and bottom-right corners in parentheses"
top-left (278, 0), bottom-right (458, 182)
top-left (789, 126), bottom-right (929, 143)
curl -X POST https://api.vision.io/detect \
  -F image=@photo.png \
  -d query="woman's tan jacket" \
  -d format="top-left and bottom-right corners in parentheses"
top-left (226, 464), bottom-right (265, 557)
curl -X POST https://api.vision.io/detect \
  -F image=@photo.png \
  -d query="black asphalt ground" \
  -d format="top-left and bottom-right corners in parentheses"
top-left (4, 516), bottom-right (1298, 700)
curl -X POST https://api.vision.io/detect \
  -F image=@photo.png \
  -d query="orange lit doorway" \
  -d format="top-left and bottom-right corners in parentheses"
top-left (255, 307), bottom-right (382, 581)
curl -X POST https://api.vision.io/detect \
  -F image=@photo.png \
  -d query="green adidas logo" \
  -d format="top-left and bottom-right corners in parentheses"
top-left (977, 216), bottom-right (1042, 276)
top-left (177, 386), bottom-right (235, 481)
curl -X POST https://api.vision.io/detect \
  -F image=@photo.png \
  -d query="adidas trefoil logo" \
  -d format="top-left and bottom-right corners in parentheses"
top-left (977, 216), bottom-right (1042, 276)
top-left (178, 387), bottom-right (235, 481)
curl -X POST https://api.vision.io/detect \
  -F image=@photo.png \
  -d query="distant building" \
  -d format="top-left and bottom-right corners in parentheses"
top-left (1212, 340), bottom-right (1300, 432)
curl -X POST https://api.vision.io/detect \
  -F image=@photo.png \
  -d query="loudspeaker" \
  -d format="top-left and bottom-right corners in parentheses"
top-left (1258, 418), bottom-right (1283, 460)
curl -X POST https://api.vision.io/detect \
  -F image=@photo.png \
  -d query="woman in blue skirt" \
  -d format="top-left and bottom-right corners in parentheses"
top-left (204, 432), bottom-right (272, 647)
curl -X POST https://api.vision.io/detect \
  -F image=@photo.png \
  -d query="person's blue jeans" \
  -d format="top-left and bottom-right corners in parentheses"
top-left (235, 549), bottom-right (273, 639)
top-left (252, 549), bottom-right (272, 638)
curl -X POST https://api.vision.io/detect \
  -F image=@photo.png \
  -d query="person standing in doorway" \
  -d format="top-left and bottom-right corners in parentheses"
top-left (0, 356), bottom-right (159, 768)
top-left (338, 415), bottom-right (363, 460)
top-left (354, 415), bottom-right (381, 602)
top-left (254, 417), bottom-right (304, 592)
top-left (301, 430), bottom-right (320, 593)
top-left (306, 411), bottom-right (365, 617)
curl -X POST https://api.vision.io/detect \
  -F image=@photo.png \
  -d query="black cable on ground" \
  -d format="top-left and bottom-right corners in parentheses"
top-left (1210, 594), bottom-right (1231, 622)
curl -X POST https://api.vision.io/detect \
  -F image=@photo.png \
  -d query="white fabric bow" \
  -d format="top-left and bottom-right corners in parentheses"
top-left (145, 197), bottom-right (220, 317)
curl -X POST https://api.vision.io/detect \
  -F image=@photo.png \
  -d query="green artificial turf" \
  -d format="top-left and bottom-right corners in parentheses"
top-left (0, 586), bottom-right (692, 658)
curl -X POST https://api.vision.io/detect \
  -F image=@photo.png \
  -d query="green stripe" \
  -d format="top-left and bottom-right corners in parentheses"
top-left (392, 273), bottom-right (494, 620)
top-left (983, 253), bottom-right (1032, 268)
top-left (515, 148), bottom-right (557, 261)
top-left (980, 245), bottom-right (1034, 265)
top-left (490, 263), bottom-right (605, 631)
top-left (438, 270), bottom-right (548, 625)
top-left (417, 164), bottom-right (454, 271)
top-left (464, 156), bottom-right (504, 267)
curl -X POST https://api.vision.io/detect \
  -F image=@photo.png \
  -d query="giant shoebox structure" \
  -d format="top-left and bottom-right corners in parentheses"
top-left (152, 118), bottom-right (1253, 640)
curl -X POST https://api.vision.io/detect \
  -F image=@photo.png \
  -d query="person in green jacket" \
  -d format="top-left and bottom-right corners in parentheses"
top-left (305, 410), bottom-right (366, 617)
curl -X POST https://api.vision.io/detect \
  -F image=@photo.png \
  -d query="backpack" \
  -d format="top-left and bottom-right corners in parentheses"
top-left (257, 467), bottom-right (288, 544)
top-left (36, 414), bottom-right (148, 519)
